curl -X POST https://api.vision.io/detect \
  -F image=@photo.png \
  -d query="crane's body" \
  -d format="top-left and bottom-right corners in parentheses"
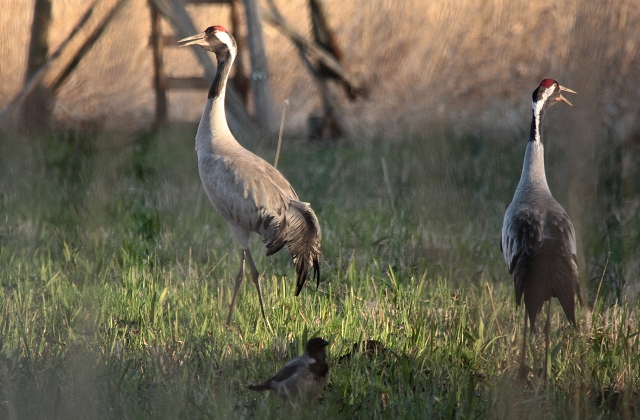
top-left (500, 79), bottom-right (582, 380)
top-left (180, 26), bottom-right (321, 325)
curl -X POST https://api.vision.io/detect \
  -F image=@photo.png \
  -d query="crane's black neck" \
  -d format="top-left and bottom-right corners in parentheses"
top-left (208, 49), bottom-right (234, 100)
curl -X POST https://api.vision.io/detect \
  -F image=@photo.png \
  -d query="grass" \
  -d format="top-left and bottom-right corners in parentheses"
top-left (0, 126), bottom-right (639, 419)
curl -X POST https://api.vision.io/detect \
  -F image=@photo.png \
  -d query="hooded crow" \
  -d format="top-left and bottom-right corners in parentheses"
top-left (248, 338), bottom-right (329, 400)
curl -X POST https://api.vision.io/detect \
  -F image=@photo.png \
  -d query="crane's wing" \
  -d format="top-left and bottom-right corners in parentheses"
top-left (501, 200), bottom-right (581, 327)
top-left (501, 205), bottom-right (546, 276)
top-left (198, 150), bottom-right (298, 237)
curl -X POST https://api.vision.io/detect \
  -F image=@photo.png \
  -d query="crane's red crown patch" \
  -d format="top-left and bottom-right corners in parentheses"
top-left (205, 25), bottom-right (227, 34)
top-left (540, 79), bottom-right (556, 88)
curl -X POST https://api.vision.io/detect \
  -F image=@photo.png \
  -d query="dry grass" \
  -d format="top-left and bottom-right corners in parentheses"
top-left (1, 0), bottom-right (639, 139)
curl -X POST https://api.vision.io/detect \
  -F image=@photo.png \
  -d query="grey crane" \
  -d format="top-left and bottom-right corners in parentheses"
top-left (179, 26), bottom-right (322, 325)
top-left (500, 79), bottom-right (582, 380)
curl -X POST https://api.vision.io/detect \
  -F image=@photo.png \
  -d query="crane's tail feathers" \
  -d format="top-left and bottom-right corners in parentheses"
top-left (264, 201), bottom-right (322, 296)
top-left (515, 240), bottom-right (581, 330)
top-left (288, 201), bottom-right (322, 296)
top-left (247, 383), bottom-right (271, 392)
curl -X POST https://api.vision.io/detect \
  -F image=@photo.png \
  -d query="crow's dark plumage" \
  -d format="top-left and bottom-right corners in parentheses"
top-left (248, 338), bottom-right (329, 401)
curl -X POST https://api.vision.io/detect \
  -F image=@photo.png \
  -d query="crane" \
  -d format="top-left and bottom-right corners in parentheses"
top-left (500, 79), bottom-right (582, 380)
top-left (179, 26), bottom-right (322, 325)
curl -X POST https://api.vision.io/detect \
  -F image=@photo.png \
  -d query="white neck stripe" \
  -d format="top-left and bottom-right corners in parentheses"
top-left (216, 32), bottom-right (236, 55)
top-left (532, 86), bottom-right (555, 141)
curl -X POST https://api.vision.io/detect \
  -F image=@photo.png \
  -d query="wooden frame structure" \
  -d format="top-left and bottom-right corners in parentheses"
top-left (148, 0), bottom-right (261, 140)
top-left (2, 0), bottom-right (366, 142)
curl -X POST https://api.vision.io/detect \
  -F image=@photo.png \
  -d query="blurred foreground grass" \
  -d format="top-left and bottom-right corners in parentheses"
top-left (0, 127), bottom-right (638, 419)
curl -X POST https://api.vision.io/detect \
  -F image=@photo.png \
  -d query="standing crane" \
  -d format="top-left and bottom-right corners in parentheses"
top-left (500, 79), bottom-right (582, 380)
top-left (179, 26), bottom-right (322, 326)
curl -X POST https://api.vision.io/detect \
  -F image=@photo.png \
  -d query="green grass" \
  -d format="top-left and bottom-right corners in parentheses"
top-left (0, 127), bottom-right (638, 419)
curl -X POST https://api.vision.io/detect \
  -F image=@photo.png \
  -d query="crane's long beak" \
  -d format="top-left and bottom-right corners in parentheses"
top-left (178, 32), bottom-right (207, 47)
top-left (558, 85), bottom-right (577, 107)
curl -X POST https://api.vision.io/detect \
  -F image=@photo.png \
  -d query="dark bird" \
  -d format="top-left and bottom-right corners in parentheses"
top-left (178, 26), bottom-right (322, 326)
top-left (500, 79), bottom-right (583, 380)
top-left (338, 339), bottom-right (396, 364)
top-left (248, 337), bottom-right (330, 400)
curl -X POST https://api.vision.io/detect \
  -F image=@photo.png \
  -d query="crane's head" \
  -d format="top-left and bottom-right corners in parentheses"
top-left (532, 79), bottom-right (576, 113)
top-left (178, 25), bottom-right (236, 57)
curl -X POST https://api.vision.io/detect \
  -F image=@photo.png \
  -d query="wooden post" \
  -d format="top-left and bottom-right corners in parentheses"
top-left (309, 0), bottom-right (342, 78)
top-left (242, 0), bottom-right (273, 130)
top-left (21, 0), bottom-right (54, 132)
top-left (229, 0), bottom-right (250, 105)
top-left (150, 1), bottom-right (168, 129)
top-left (309, 0), bottom-right (347, 139)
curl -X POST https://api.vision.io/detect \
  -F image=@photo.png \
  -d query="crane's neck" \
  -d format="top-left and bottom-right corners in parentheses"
top-left (208, 48), bottom-right (233, 101)
top-left (196, 48), bottom-right (237, 153)
top-left (517, 104), bottom-right (549, 191)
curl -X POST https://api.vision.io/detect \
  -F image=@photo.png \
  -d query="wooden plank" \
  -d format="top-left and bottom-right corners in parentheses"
top-left (166, 77), bottom-right (209, 90)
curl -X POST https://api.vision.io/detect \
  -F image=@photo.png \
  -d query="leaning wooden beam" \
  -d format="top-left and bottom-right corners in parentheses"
top-left (301, 48), bottom-right (353, 139)
top-left (260, 4), bottom-right (366, 97)
top-left (150, 0), bottom-right (261, 142)
top-left (50, 0), bottom-right (129, 93)
top-left (308, 0), bottom-right (357, 100)
top-left (287, 15), bottom-right (351, 138)
top-left (0, 0), bottom-right (100, 125)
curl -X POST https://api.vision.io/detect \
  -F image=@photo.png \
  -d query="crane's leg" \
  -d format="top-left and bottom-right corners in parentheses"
top-left (244, 248), bottom-right (268, 323)
top-left (517, 315), bottom-right (528, 381)
top-left (226, 250), bottom-right (246, 326)
top-left (543, 300), bottom-right (552, 382)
